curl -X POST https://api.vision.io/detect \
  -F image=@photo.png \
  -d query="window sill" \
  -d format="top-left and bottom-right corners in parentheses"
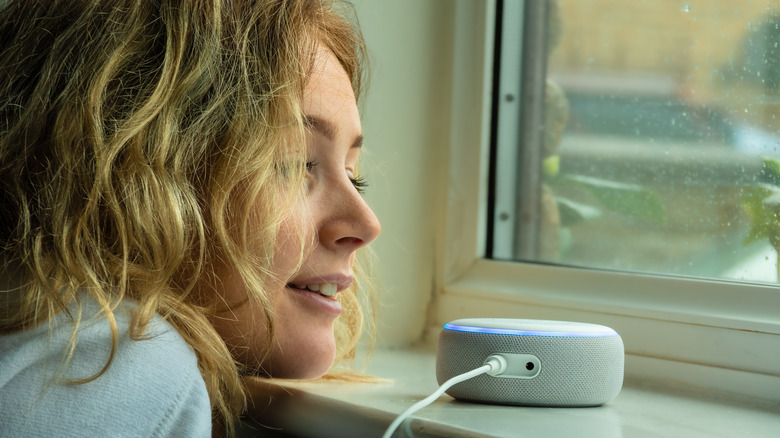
top-left (239, 348), bottom-right (780, 438)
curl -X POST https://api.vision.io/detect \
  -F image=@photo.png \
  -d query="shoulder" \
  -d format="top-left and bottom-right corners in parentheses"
top-left (0, 297), bottom-right (212, 437)
top-left (108, 306), bottom-right (213, 437)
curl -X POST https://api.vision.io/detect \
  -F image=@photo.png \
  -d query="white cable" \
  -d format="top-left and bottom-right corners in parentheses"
top-left (381, 355), bottom-right (506, 438)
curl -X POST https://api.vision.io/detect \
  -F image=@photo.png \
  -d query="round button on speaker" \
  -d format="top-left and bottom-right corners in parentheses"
top-left (436, 318), bottom-right (624, 407)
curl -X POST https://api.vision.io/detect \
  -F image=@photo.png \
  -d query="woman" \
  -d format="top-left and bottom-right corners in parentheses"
top-left (0, 0), bottom-right (380, 436)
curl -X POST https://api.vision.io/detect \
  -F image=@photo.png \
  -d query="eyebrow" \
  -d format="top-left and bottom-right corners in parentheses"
top-left (304, 115), bottom-right (363, 149)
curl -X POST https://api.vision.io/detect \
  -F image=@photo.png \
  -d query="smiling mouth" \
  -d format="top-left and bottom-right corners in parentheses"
top-left (288, 283), bottom-right (339, 298)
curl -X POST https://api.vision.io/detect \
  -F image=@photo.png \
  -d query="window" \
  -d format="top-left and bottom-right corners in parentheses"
top-left (439, 0), bottom-right (780, 400)
top-left (491, 0), bottom-right (780, 283)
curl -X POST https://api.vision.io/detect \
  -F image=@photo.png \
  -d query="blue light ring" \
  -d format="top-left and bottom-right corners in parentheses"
top-left (443, 322), bottom-right (619, 338)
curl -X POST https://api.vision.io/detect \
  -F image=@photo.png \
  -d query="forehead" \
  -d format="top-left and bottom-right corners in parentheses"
top-left (303, 47), bottom-right (359, 121)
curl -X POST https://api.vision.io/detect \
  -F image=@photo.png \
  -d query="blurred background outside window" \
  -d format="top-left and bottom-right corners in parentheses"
top-left (492, 0), bottom-right (780, 283)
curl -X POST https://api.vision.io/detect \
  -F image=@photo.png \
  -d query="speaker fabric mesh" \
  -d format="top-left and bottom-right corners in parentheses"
top-left (437, 328), bottom-right (624, 406)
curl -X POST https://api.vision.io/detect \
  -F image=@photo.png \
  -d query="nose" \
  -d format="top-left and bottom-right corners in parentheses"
top-left (318, 179), bottom-right (381, 252)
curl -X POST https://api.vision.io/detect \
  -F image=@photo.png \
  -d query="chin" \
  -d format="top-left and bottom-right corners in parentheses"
top-left (295, 354), bottom-right (336, 379)
top-left (270, 352), bottom-right (335, 380)
top-left (263, 332), bottom-right (337, 379)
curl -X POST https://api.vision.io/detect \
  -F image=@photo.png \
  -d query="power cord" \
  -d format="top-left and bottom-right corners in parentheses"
top-left (381, 354), bottom-right (507, 438)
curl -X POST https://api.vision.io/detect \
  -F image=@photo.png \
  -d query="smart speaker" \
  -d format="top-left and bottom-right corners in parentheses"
top-left (436, 318), bottom-right (624, 407)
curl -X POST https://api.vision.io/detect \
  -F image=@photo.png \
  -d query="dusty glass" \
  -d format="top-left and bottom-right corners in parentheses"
top-left (491, 0), bottom-right (780, 283)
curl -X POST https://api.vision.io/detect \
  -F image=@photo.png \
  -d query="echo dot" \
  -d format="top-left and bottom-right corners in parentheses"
top-left (436, 318), bottom-right (624, 407)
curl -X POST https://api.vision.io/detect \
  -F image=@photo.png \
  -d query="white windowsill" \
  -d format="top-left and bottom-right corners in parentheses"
top-left (239, 348), bottom-right (780, 438)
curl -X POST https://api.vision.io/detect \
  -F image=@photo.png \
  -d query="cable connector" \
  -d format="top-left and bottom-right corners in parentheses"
top-left (484, 354), bottom-right (507, 376)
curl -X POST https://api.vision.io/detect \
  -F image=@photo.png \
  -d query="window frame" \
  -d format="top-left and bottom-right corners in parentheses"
top-left (437, 0), bottom-right (780, 401)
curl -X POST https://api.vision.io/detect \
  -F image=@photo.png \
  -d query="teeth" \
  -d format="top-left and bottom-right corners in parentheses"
top-left (319, 283), bottom-right (337, 296)
top-left (291, 283), bottom-right (338, 296)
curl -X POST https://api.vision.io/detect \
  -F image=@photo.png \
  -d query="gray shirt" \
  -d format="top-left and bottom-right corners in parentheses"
top-left (0, 295), bottom-right (211, 437)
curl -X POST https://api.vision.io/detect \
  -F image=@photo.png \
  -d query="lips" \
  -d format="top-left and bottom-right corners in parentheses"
top-left (285, 278), bottom-right (348, 316)
top-left (286, 275), bottom-right (352, 300)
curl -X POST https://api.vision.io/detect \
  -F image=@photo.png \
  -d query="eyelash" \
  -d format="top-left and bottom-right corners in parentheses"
top-left (350, 175), bottom-right (368, 194)
top-left (306, 161), bottom-right (368, 194)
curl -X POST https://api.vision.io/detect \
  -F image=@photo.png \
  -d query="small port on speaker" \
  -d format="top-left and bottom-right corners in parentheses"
top-left (526, 362), bottom-right (535, 371)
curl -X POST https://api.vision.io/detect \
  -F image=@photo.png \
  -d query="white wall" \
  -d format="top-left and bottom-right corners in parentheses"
top-left (353, 0), bottom-right (455, 347)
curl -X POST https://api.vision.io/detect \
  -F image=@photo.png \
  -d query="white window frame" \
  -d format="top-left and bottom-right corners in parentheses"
top-left (436, 0), bottom-right (780, 401)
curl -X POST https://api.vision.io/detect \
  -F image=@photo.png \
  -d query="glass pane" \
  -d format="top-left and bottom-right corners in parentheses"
top-left (494, 0), bottom-right (780, 283)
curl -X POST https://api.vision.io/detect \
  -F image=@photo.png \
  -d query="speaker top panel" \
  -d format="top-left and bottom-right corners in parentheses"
top-left (443, 318), bottom-right (619, 338)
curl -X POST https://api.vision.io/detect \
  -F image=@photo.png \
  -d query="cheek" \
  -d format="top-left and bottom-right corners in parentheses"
top-left (201, 260), bottom-right (272, 367)
top-left (216, 205), bottom-right (336, 376)
top-left (258, 206), bottom-right (342, 378)
top-left (272, 209), bottom-right (314, 278)
top-left (200, 220), bottom-right (305, 368)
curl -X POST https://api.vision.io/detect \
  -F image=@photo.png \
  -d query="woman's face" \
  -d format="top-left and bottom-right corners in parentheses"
top-left (210, 47), bottom-right (381, 379)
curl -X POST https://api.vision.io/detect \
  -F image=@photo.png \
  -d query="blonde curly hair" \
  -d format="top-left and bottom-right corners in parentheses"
top-left (0, 0), bottom-right (373, 431)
